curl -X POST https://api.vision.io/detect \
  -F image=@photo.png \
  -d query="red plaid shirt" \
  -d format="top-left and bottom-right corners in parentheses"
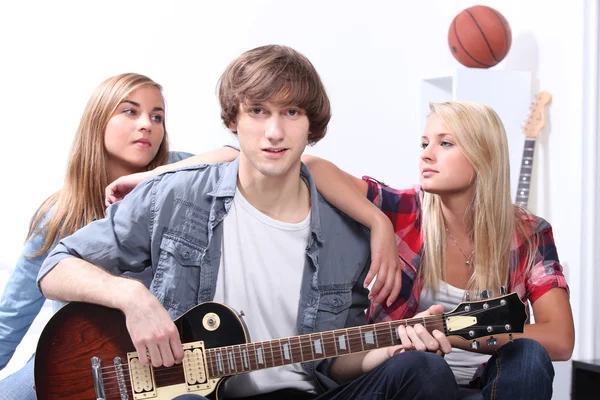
top-left (363, 177), bottom-right (569, 323)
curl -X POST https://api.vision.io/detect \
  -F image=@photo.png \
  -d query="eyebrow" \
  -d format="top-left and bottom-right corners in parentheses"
top-left (121, 100), bottom-right (164, 112)
top-left (422, 132), bottom-right (452, 138)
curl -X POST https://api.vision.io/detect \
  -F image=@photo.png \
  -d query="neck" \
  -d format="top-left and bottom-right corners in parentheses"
top-left (237, 156), bottom-right (310, 223)
top-left (107, 159), bottom-right (144, 185)
top-left (204, 313), bottom-right (446, 379)
top-left (439, 188), bottom-right (474, 236)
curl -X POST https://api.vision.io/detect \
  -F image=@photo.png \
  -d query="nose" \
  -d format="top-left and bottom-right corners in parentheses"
top-left (421, 144), bottom-right (435, 163)
top-left (265, 114), bottom-right (284, 142)
top-left (137, 113), bottom-right (152, 132)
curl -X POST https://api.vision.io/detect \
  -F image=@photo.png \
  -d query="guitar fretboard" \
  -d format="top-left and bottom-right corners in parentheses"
top-left (515, 138), bottom-right (536, 207)
top-left (204, 316), bottom-right (444, 379)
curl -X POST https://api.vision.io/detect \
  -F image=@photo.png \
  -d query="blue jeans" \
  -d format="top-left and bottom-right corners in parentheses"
top-left (0, 355), bottom-right (36, 400)
top-left (458, 338), bottom-right (554, 400)
top-left (176, 351), bottom-right (458, 400)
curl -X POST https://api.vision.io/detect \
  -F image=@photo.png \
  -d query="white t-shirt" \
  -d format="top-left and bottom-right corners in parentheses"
top-left (213, 190), bottom-right (318, 398)
top-left (417, 281), bottom-right (491, 386)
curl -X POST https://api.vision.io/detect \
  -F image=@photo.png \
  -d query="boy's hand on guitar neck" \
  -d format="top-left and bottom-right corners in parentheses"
top-left (121, 285), bottom-right (184, 368)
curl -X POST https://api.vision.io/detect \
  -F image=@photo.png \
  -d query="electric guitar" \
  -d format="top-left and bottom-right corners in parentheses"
top-left (34, 293), bottom-right (526, 399)
top-left (515, 92), bottom-right (552, 208)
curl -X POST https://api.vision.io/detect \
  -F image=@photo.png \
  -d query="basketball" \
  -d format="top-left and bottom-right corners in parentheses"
top-left (448, 5), bottom-right (512, 68)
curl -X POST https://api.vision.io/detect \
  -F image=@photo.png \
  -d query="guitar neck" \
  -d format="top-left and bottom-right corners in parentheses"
top-left (515, 138), bottom-right (536, 207)
top-left (204, 315), bottom-right (445, 379)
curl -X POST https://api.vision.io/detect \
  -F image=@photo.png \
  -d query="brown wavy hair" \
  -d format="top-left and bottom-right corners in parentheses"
top-left (218, 45), bottom-right (331, 145)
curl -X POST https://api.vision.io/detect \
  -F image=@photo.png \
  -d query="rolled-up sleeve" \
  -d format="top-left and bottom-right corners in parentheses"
top-left (37, 179), bottom-right (156, 287)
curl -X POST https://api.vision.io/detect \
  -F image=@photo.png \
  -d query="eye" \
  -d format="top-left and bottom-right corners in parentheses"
top-left (123, 108), bottom-right (136, 116)
top-left (421, 142), bottom-right (429, 149)
top-left (287, 109), bottom-right (300, 116)
top-left (441, 140), bottom-right (454, 147)
top-left (249, 108), bottom-right (264, 115)
top-left (151, 114), bottom-right (163, 123)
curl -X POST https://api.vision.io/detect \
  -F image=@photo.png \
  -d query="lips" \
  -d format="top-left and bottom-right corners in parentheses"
top-left (133, 138), bottom-right (151, 147)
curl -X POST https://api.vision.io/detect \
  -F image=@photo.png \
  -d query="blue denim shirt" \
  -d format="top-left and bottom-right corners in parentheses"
top-left (38, 158), bottom-right (371, 391)
top-left (0, 151), bottom-right (192, 371)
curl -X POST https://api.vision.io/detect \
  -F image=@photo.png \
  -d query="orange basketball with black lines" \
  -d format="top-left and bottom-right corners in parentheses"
top-left (448, 5), bottom-right (512, 68)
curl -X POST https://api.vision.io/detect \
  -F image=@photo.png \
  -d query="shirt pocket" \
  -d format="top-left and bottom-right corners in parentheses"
top-left (316, 289), bottom-right (353, 328)
top-left (151, 235), bottom-right (206, 315)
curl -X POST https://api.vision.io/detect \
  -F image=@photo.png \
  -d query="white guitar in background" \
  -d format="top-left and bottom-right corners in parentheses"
top-left (515, 92), bottom-right (552, 208)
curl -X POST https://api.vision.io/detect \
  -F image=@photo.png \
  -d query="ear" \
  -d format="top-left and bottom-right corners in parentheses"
top-left (228, 120), bottom-right (238, 134)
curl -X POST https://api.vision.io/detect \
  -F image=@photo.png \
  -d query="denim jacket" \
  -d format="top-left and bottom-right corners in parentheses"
top-left (0, 152), bottom-right (192, 371)
top-left (39, 158), bottom-right (371, 391)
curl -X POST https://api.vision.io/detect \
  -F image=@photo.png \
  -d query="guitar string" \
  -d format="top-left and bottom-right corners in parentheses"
top-left (101, 323), bottom-right (515, 398)
top-left (95, 301), bottom-right (512, 377)
top-left (95, 301), bottom-right (515, 387)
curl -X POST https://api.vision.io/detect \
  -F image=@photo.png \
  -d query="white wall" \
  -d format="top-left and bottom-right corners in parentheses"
top-left (0, 1), bottom-right (587, 398)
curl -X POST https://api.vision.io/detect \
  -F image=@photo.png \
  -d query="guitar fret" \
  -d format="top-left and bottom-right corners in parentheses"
top-left (321, 331), bottom-right (337, 358)
top-left (272, 339), bottom-right (283, 367)
top-left (333, 329), bottom-right (350, 356)
top-left (374, 322), bottom-right (392, 348)
top-left (238, 344), bottom-right (250, 372)
top-left (300, 334), bottom-right (314, 361)
top-left (279, 338), bottom-right (292, 365)
top-left (360, 326), bottom-right (378, 351)
top-left (227, 346), bottom-right (237, 373)
top-left (289, 336), bottom-right (303, 363)
top-left (311, 333), bottom-right (324, 359)
top-left (208, 349), bottom-right (217, 378)
top-left (347, 327), bottom-right (363, 353)
top-left (269, 340), bottom-right (276, 367)
top-left (220, 347), bottom-right (230, 376)
top-left (255, 342), bottom-right (266, 369)
top-left (248, 342), bottom-right (258, 371)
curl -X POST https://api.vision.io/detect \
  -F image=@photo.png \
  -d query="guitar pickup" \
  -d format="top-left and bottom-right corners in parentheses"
top-left (127, 353), bottom-right (157, 399)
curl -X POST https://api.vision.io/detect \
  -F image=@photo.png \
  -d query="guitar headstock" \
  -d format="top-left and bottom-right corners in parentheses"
top-left (444, 292), bottom-right (527, 342)
top-left (523, 91), bottom-right (552, 138)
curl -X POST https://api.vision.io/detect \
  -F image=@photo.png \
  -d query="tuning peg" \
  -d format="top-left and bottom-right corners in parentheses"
top-left (481, 290), bottom-right (491, 299)
top-left (509, 334), bottom-right (513, 342)
top-left (465, 292), bottom-right (470, 301)
top-left (470, 340), bottom-right (480, 350)
top-left (500, 286), bottom-right (506, 295)
top-left (486, 337), bottom-right (498, 347)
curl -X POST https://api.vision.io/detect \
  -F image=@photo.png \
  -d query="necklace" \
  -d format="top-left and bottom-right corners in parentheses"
top-left (445, 228), bottom-right (474, 266)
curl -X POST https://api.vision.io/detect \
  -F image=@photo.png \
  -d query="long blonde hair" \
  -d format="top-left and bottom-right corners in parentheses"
top-left (421, 101), bottom-right (537, 299)
top-left (27, 73), bottom-right (170, 256)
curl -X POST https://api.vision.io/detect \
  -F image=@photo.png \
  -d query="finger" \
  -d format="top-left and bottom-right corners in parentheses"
top-left (147, 342), bottom-right (163, 368)
top-left (170, 332), bottom-right (184, 364)
top-left (413, 324), bottom-right (439, 352)
top-left (158, 340), bottom-right (175, 367)
top-left (134, 342), bottom-right (149, 365)
top-left (427, 304), bottom-right (445, 316)
top-left (372, 263), bottom-right (394, 307)
top-left (406, 325), bottom-right (427, 352)
top-left (433, 330), bottom-right (452, 354)
top-left (386, 265), bottom-right (402, 307)
top-left (397, 325), bottom-right (414, 351)
top-left (364, 253), bottom-right (381, 288)
top-left (387, 344), bottom-right (404, 358)
top-left (369, 258), bottom-right (389, 298)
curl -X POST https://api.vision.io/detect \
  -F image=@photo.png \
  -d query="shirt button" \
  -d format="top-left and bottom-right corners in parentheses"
top-left (333, 299), bottom-right (340, 306)
top-left (209, 215), bottom-right (216, 222)
top-left (182, 252), bottom-right (191, 260)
